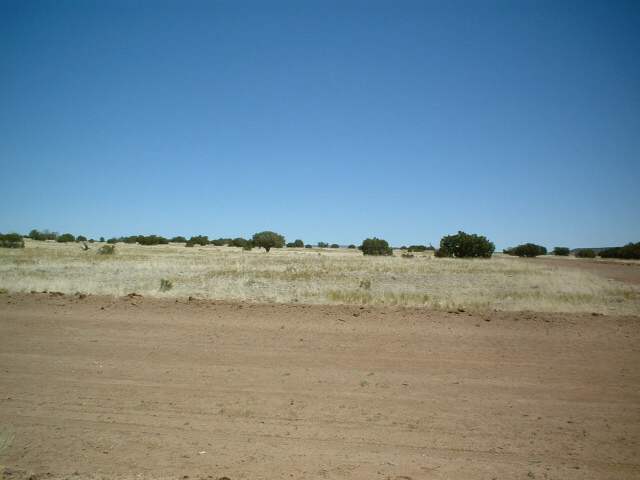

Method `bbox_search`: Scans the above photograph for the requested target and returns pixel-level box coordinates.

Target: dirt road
[1,293,639,479]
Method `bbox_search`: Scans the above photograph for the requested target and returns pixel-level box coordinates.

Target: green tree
[436,231,494,258]
[506,243,547,257]
[360,237,393,256]
[575,248,596,258]
[57,233,76,243]
[252,231,285,252]
[552,247,570,256]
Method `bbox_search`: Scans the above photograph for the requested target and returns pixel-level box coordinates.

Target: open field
[0,240,639,315]
[1,294,639,479]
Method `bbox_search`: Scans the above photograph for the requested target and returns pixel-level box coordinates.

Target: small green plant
[359,279,372,290]
[98,244,115,255]
[159,279,173,291]
[575,248,596,258]
[360,238,393,256]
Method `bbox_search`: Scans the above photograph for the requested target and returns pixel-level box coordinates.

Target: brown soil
[1,293,639,479]
[518,256,640,285]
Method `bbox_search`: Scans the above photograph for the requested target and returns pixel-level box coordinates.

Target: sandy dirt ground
[1,293,639,480]
[516,256,640,285]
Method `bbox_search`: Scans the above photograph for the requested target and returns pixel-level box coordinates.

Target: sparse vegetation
[98,244,115,255]
[252,231,285,252]
[436,231,494,258]
[360,238,393,256]
[0,240,638,314]
[553,247,570,256]
[159,278,173,292]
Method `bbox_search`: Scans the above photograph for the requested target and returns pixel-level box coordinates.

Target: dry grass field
[0,240,639,315]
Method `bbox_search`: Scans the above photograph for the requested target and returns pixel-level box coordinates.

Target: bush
[57,233,76,243]
[99,237,105,242]
[407,245,428,252]
[317,242,329,248]
[28,229,58,241]
[575,248,596,258]
[106,238,118,244]
[286,239,304,248]
[305,244,313,249]
[136,235,169,246]
[552,247,570,256]
[171,236,187,243]
[436,231,495,258]
[599,242,640,260]
[252,231,285,252]
[98,244,115,255]
[187,235,209,246]
[330,243,340,248]
[230,237,250,248]
[159,279,173,292]
[506,243,547,257]
[347,244,356,249]
[0,233,25,248]
[210,238,231,246]
[76,235,87,242]
[360,237,393,256]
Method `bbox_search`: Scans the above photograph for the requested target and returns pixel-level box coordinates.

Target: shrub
[57,233,75,243]
[305,244,313,249]
[553,247,570,256]
[28,229,58,241]
[360,237,393,256]
[407,245,428,252]
[242,241,253,251]
[99,237,105,242]
[210,238,231,246]
[347,244,356,249]
[436,231,494,258]
[401,253,414,259]
[506,243,547,257]
[599,242,640,260]
[0,233,25,248]
[171,236,187,243]
[230,237,250,248]
[252,231,285,252]
[317,242,329,248]
[106,238,118,244]
[98,244,115,255]
[76,235,87,242]
[159,279,173,291]
[575,248,596,258]
[286,239,304,248]
[185,242,195,248]
[330,243,340,248]
[187,235,209,246]
[136,235,169,246]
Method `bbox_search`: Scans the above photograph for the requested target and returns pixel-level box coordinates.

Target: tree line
[2,229,638,260]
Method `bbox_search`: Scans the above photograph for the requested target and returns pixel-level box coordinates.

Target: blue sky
[1,0,638,249]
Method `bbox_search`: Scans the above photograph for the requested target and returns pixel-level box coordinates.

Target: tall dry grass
[0,240,639,314]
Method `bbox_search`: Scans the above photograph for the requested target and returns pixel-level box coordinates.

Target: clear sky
[1,0,638,249]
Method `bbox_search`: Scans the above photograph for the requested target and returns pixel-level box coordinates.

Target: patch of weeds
[98,244,116,255]
[359,279,371,290]
[159,278,173,292]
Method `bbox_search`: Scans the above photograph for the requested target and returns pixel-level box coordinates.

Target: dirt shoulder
[1,293,639,479]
